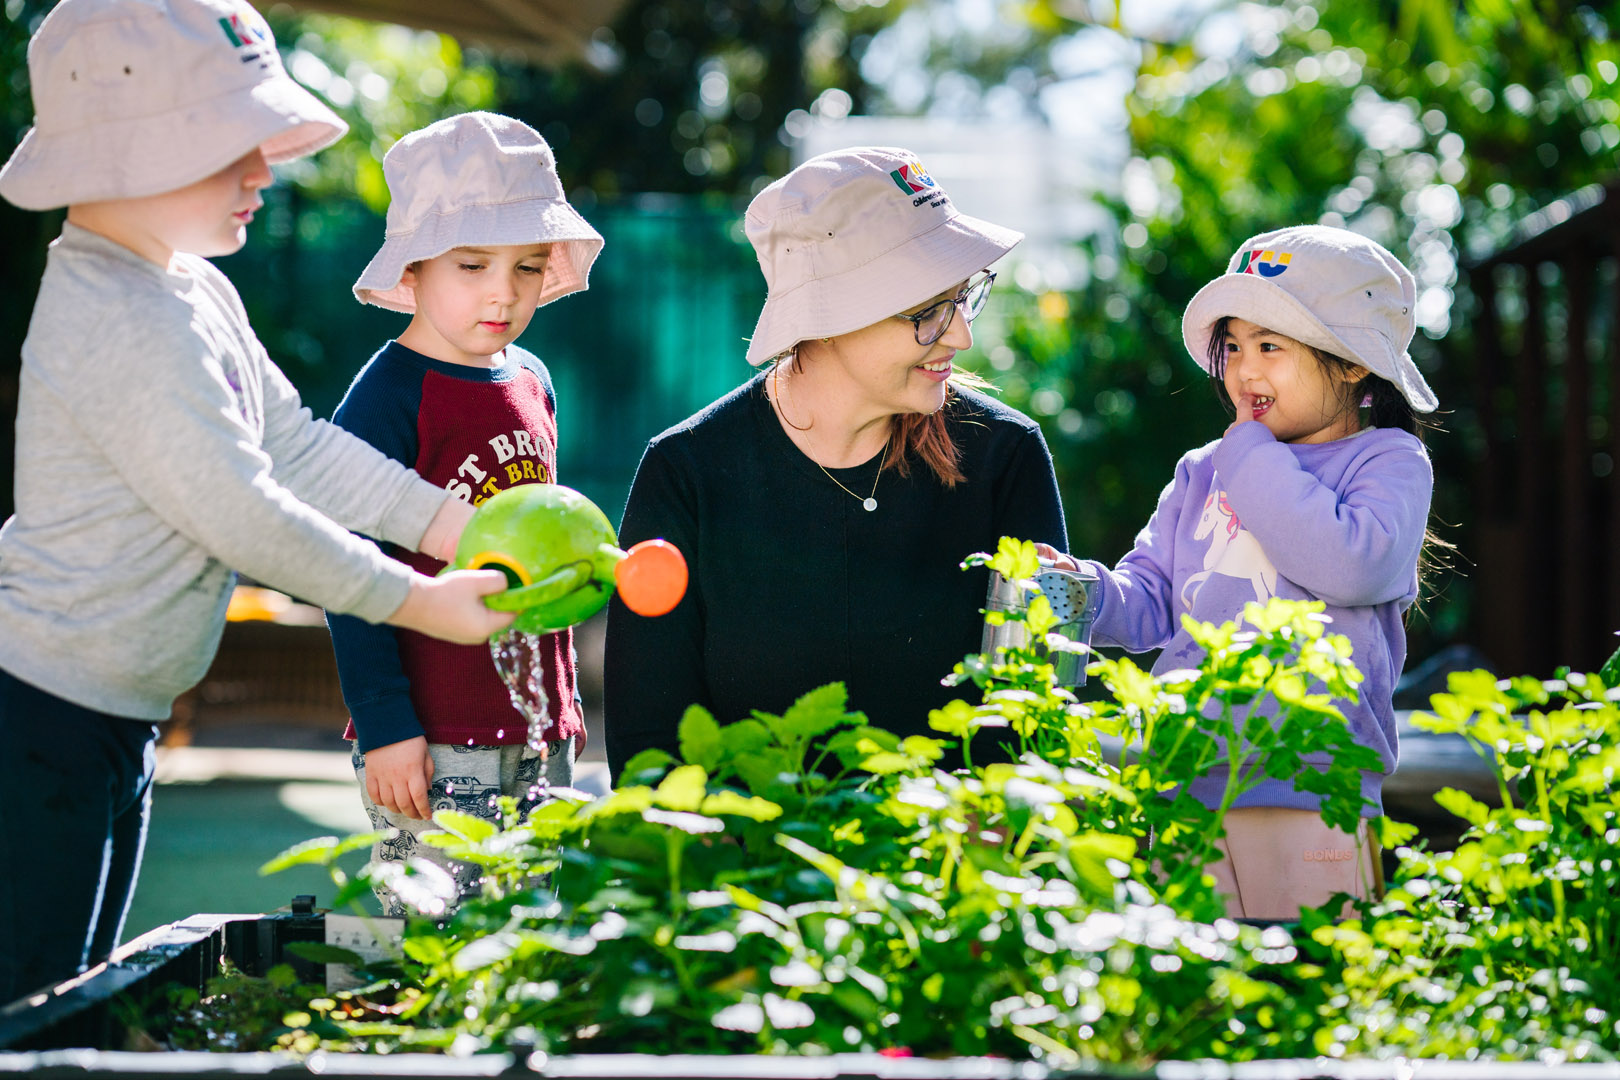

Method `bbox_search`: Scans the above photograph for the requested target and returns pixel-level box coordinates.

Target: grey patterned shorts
[352,737,575,916]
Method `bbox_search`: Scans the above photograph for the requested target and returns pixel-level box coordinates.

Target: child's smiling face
[1219,317,1366,444]
[398,244,553,366]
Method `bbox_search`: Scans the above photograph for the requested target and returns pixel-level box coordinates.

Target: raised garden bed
[5,580,1615,1075]
[5,908,1617,1079]
[0,902,324,1056]
[0,905,1040,1076]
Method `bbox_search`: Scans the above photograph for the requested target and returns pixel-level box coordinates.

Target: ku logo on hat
[218,7,270,49]
[1237,248,1292,278]
[889,161,937,195]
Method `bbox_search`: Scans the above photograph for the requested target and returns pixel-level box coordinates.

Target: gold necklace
[818,440,886,512]
[769,364,887,511]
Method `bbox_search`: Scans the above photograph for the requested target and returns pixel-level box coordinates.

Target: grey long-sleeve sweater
[0,224,448,720]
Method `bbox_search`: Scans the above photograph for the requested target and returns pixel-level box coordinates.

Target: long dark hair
[1204,316,1455,595]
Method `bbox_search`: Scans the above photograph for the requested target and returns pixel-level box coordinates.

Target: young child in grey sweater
[0,0,515,1001]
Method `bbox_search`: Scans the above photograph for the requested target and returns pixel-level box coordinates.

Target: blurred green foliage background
[5,0,1620,672]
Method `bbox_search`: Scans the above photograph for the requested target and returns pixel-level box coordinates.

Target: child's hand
[1226,392,1255,435]
[365,736,435,821]
[388,569,516,644]
[1033,543,1080,571]
[418,496,476,565]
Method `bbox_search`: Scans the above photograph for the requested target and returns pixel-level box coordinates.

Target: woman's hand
[1033,543,1080,571]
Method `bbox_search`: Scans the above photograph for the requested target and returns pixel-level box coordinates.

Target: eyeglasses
[894,272,996,346]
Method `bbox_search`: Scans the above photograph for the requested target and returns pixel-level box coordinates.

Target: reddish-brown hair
[889,409,963,486]
[885,372,992,487]
[774,354,979,488]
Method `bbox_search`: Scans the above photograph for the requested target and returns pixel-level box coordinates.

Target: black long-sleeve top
[603,372,1069,781]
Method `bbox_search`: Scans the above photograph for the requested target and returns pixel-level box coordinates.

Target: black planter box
[2,908,1606,1080]
[0,901,325,1056]
[0,907,1053,1078]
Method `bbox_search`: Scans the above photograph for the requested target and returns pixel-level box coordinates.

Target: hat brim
[354,200,605,313]
[1182,272,1437,413]
[0,75,345,212]
[744,210,1023,365]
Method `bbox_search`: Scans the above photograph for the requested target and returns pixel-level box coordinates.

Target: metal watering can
[444,484,688,635]
[981,562,1100,686]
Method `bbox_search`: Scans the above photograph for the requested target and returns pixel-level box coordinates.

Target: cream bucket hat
[743,146,1023,365]
[353,112,604,314]
[1181,224,1438,412]
[0,0,346,212]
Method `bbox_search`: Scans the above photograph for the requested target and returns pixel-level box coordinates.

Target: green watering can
[445,484,687,635]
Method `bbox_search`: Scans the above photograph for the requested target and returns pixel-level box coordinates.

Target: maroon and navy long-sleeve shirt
[326,340,582,753]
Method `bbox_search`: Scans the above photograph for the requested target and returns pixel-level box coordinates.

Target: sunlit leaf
[260,836,343,875]
[700,790,783,821]
[678,705,725,771]
[654,764,709,812]
[642,807,724,834]
[431,810,496,843]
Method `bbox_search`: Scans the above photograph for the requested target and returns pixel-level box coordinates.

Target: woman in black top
[603,147,1068,780]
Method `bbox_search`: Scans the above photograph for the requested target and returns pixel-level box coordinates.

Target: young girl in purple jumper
[1043,224,1438,919]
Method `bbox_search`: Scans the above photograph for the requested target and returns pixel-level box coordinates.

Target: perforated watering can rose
[444,483,687,634]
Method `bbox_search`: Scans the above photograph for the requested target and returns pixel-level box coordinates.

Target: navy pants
[0,668,159,1003]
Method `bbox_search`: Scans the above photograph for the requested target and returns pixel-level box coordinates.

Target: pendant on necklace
[862,497,878,512]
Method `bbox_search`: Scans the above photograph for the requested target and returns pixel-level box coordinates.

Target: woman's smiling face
[1219,317,1365,444]
[815,279,976,417]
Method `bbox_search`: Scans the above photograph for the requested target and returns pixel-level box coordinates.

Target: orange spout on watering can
[443,484,687,635]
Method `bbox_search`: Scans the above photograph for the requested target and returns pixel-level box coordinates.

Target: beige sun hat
[743,146,1023,365]
[353,112,604,313]
[1181,224,1438,412]
[0,0,346,212]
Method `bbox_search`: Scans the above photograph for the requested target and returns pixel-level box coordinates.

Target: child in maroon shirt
[329,111,603,913]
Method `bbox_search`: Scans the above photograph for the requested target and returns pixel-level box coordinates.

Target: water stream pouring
[444,484,689,756]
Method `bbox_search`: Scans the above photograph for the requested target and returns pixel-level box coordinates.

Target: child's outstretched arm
[257,347,467,563]
[1045,456,1198,654]
[69,302,491,638]
[1214,419,1432,606]
[417,496,474,563]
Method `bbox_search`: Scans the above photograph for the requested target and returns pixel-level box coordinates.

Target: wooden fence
[1464,181,1620,675]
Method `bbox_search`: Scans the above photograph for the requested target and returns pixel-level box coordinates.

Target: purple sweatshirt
[1081,420,1433,814]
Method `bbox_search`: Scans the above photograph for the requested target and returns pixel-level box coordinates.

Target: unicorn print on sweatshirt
[1180,488,1277,610]
[1051,224,1440,830]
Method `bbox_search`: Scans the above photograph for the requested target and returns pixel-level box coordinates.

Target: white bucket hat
[353,112,604,313]
[743,146,1023,365]
[0,0,346,212]
[1181,224,1438,412]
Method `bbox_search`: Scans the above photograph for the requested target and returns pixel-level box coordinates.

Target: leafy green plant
[948,538,1383,913]
[115,957,330,1053]
[1302,668,1620,1060]
[233,542,1620,1062]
